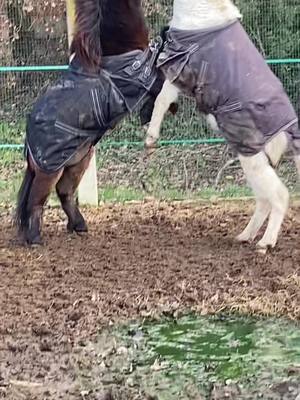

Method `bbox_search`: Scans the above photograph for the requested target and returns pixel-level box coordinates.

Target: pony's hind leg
[237,132,288,243]
[56,147,94,233]
[236,199,271,243]
[238,152,289,252]
[26,166,63,245]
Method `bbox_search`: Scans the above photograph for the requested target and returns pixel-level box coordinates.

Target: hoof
[256,246,268,255]
[144,136,158,153]
[236,233,252,243]
[75,226,88,235]
[144,144,157,157]
[27,235,43,246]
[236,234,249,243]
[67,219,88,234]
[256,240,275,255]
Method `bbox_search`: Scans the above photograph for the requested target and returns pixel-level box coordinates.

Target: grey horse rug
[157,20,300,156]
[26,39,162,173]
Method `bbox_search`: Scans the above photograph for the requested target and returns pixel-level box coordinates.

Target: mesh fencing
[0,0,299,145]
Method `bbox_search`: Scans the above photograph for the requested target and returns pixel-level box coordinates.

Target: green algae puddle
[114,315,300,398]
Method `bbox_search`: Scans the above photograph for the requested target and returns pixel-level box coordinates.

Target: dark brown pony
[15,0,170,245]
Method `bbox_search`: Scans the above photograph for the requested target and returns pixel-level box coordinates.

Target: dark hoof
[26,235,43,246]
[11,237,27,247]
[74,223,88,234]
[67,219,88,234]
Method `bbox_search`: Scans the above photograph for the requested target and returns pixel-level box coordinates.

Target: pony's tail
[15,165,35,233]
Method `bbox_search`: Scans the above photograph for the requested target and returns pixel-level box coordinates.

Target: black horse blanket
[26,39,162,172]
[157,20,300,156]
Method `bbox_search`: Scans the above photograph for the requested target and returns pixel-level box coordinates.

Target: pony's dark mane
[100,0,149,56]
[70,0,102,70]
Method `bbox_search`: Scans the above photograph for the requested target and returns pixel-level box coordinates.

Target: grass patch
[0,174,23,205]
[99,185,145,203]
[0,180,254,209]
[0,148,23,167]
[98,185,253,204]
[99,186,186,203]
[195,185,253,200]
[0,121,25,144]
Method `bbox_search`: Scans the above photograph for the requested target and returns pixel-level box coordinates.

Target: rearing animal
[145,0,300,253]
[15,0,166,245]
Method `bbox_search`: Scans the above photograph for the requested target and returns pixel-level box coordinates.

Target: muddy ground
[1,201,300,399]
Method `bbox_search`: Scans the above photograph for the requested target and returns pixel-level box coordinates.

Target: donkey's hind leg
[238,151,289,252]
[56,147,94,233]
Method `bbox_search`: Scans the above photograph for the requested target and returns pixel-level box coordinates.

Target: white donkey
[145,0,300,253]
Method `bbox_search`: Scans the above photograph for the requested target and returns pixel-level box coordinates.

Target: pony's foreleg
[145,79,180,149]
[56,146,94,233]
[238,151,289,253]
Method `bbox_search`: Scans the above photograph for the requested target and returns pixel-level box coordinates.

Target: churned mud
[1,201,300,399]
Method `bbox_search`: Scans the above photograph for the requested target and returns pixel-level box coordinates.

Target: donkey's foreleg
[238,151,289,253]
[145,79,180,149]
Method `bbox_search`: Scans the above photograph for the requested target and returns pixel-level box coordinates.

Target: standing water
[116,315,300,399]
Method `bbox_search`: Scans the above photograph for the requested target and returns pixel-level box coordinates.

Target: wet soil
[1,201,300,399]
